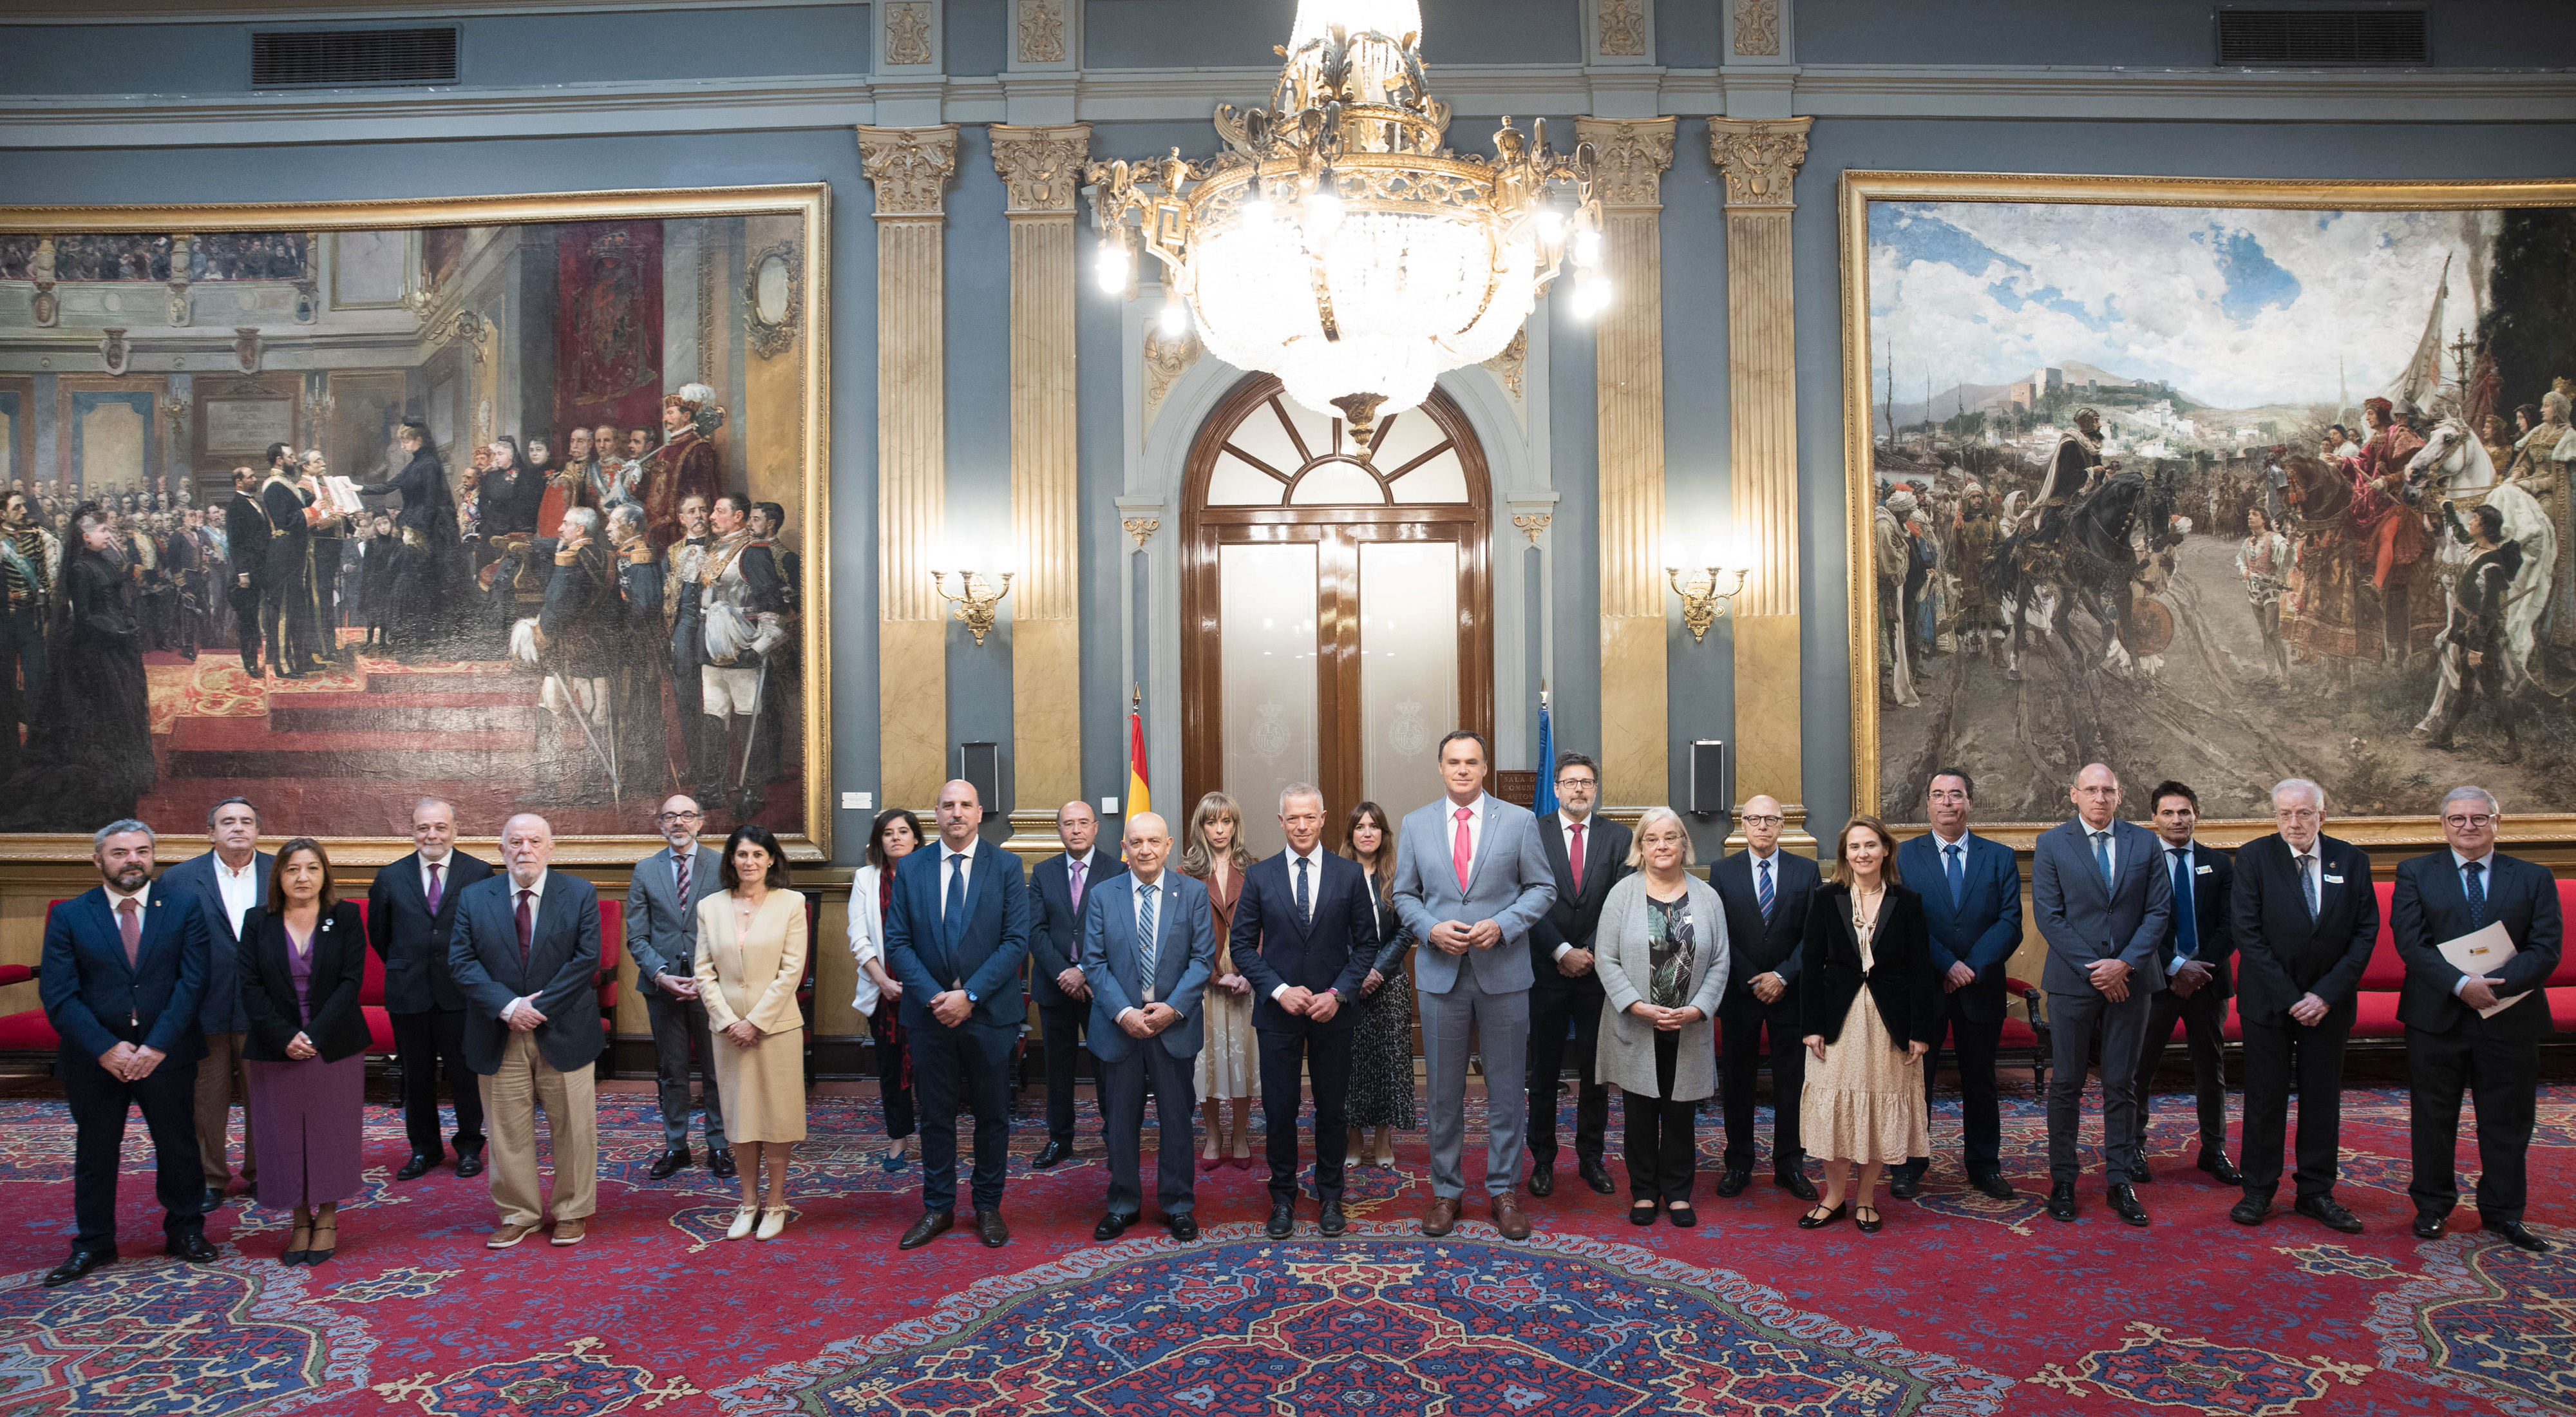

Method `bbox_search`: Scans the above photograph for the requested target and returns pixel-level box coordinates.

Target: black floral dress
[1345,869,1417,1131]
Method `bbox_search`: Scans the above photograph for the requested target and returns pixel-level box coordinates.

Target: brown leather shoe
[898,1210,954,1250]
[1422,1195,1461,1237]
[549,1219,588,1246]
[487,1223,537,1250]
[974,1210,1010,1248]
[1490,1194,1532,1241]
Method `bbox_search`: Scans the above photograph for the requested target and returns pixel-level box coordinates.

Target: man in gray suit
[624,794,732,1181]
[1080,812,1215,1244]
[1393,729,1557,1241]
[2032,762,2174,1227]
[158,795,270,1213]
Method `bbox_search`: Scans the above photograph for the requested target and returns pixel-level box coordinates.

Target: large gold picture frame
[1841,171,2576,850]
[0,184,832,864]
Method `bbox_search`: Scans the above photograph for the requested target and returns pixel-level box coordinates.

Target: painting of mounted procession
[1843,173,2576,833]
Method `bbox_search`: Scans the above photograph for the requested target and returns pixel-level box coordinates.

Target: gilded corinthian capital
[857,125,960,220]
[1574,117,1677,211]
[1706,117,1812,212]
[990,124,1094,216]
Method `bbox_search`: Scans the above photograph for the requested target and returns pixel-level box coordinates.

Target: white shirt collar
[215,853,259,879]
[1446,793,1489,819]
[1931,827,1969,851]
[1065,848,1094,870]
[1559,809,1593,833]
[2452,848,2496,871]
[104,880,150,909]
[2162,837,2195,857]
[1287,841,1328,870]
[940,839,975,864]
[508,868,549,900]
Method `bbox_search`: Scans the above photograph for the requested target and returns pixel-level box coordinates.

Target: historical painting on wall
[0,187,828,857]
[1843,173,2576,834]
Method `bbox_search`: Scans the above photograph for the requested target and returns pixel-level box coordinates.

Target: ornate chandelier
[1085,0,1606,445]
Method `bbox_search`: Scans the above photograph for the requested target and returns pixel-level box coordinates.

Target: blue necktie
[2169,848,2197,955]
[1757,857,1776,918]
[1943,843,1964,910]
[2464,860,2486,927]
[942,852,967,955]
[2092,830,2113,886]
[1137,882,1159,996]
[2298,853,2319,920]
[1295,855,1311,922]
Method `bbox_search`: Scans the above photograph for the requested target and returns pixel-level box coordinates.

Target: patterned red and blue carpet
[1,1083,2568,1416]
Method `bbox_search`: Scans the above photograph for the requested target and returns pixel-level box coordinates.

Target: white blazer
[846,864,887,1016]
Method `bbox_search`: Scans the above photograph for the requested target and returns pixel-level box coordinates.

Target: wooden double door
[1180,375,1493,857]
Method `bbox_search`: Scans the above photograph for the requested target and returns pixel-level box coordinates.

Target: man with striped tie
[1710,794,1822,1202]
[1080,812,1214,1243]
[1892,770,2023,1202]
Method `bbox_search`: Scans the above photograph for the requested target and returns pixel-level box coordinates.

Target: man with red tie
[368,797,496,1180]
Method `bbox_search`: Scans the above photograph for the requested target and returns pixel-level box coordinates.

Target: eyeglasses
[1739,814,1785,826]
[2443,813,2497,830]
[656,811,702,823]
[1553,775,1596,788]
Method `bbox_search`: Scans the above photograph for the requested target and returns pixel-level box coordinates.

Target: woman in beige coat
[695,823,809,1241]
[1593,808,1730,1226]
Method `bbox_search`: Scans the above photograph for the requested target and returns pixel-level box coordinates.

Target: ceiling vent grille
[252,27,459,88]
[2217,7,2430,66]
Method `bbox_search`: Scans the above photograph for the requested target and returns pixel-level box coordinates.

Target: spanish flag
[1124,696,1151,823]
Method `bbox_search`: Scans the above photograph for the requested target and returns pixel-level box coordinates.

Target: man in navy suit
[885,779,1032,1251]
[1524,753,1629,1199]
[1233,783,1378,1239]
[2229,777,2375,1232]
[1892,769,2023,1201]
[1081,812,1214,1242]
[2031,762,2174,1226]
[1030,799,1124,1170]
[157,794,271,1212]
[1709,792,1821,1202]
[39,819,219,1286]
[368,796,495,1179]
[2392,786,2561,1253]
[448,813,605,1249]
[2129,781,2242,1189]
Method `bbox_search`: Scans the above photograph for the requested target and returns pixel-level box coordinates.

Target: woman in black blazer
[1795,816,1941,1233]
[239,837,372,1265]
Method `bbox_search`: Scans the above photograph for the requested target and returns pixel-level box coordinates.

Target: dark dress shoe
[2231,1195,2273,1226]
[2486,1220,2553,1253]
[395,1152,439,1181]
[1093,1212,1135,1242]
[1714,1166,1751,1198]
[454,1150,486,1178]
[1319,1203,1347,1236]
[42,1250,113,1288]
[2296,1194,2363,1234]
[898,1210,954,1250]
[1266,1204,1297,1239]
[2108,1183,2150,1227]
[2411,1213,2447,1241]
[1579,1157,1616,1195]
[974,1210,1011,1247]
[1796,1202,1848,1230]
[2047,1181,2079,1222]
[1853,1204,1883,1235]
[1032,1139,1074,1170]
[1970,1172,2015,1201]
[1667,1203,1698,1228]
[166,1233,220,1263]
[1421,1196,1460,1237]
[2198,1148,2244,1186]
[1888,1171,1924,1200]
[2130,1166,2154,1184]
[1527,1161,1555,1197]
[646,1148,692,1180]
[1778,1169,1821,1203]
[1167,1213,1199,1242]
[710,1151,737,1179]
[1631,1201,1658,1226]
[200,1186,228,1213]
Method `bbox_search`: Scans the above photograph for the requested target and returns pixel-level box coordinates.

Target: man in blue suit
[1235,783,1380,1239]
[885,779,1032,1251]
[157,794,272,1212]
[39,819,219,1287]
[1081,811,1214,1243]
[2032,762,2174,1226]
[1891,770,2023,1202]
[1030,799,1124,1170]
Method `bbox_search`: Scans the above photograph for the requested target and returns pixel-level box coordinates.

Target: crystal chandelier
[1085,0,1606,446]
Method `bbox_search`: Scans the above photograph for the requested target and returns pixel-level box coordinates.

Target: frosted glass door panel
[1358,540,1459,819]
[1220,542,1320,859]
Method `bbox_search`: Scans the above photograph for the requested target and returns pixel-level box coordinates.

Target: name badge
[2324,874,2345,884]
[2195,864,2214,875]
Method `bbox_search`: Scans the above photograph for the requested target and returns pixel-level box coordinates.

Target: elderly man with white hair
[2226,778,2377,1233]
[2390,786,2562,1253]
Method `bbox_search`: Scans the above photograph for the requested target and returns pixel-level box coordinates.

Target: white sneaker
[725,1206,759,1241]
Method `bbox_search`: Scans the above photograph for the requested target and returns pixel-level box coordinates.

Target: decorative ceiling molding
[4,63,2572,147]
[0,0,856,19]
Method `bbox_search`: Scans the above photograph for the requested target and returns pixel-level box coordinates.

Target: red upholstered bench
[1998,978,2052,1092]
[0,960,52,1052]
[2347,877,2576,1038]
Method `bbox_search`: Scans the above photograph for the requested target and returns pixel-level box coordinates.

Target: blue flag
[1533,696,1558,818]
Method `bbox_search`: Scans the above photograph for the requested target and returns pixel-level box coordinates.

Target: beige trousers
[478,1029,599,1228]
[193,1031,255,1188]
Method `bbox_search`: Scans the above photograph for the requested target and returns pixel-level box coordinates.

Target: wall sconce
[1665,557,1748,643]
[931,568,1014,645]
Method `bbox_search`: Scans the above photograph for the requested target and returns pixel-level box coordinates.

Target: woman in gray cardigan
[1593,807,1730,1226]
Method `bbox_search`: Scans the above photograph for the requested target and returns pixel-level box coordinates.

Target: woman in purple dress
[240,837,370,1264]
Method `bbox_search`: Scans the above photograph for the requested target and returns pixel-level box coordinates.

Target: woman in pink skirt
[240,837,370,1264]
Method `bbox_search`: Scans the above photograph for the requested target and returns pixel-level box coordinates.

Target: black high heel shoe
[1796,1202,1849,1230]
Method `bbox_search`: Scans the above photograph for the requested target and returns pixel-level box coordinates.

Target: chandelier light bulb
[1535,208,1567,243]
[1094,240,1130,294]
[1303,187,1343,241]
[1573,225,1602,268]
[1159,294,1190,336]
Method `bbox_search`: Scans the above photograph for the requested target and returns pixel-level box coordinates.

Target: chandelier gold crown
[1084,0,1607,449]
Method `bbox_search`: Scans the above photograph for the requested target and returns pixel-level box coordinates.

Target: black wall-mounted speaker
[1689,739,1729,817]
[956,743,1001,819]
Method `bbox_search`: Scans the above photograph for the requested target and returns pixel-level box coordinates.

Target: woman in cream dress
[1795,815,1938,1235]
[696,823,809,1241]
[1181,792,1258,1169]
